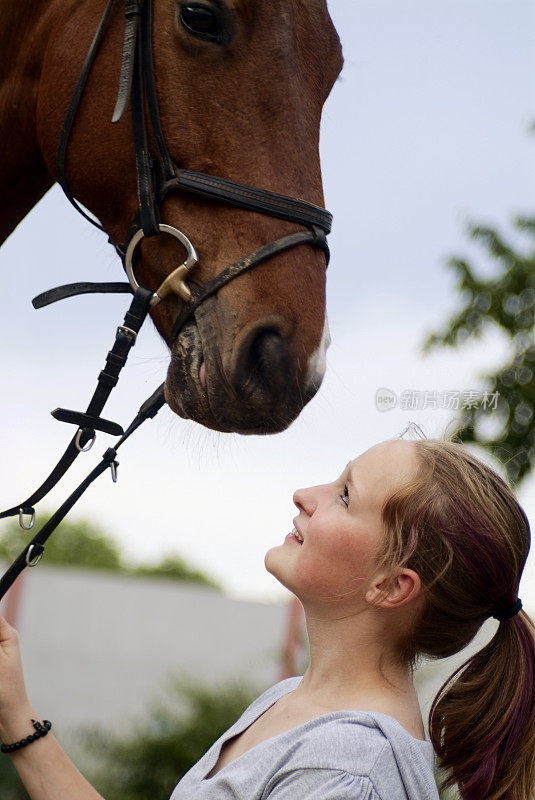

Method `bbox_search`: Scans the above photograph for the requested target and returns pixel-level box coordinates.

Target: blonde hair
[375,439,535,800]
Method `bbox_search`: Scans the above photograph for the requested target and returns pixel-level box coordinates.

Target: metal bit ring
[124,224,198,306]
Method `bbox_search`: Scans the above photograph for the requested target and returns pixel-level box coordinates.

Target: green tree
[0,518,122,571]
[130,555,220,590]
[424,216,535,484]
[0,517,220,589]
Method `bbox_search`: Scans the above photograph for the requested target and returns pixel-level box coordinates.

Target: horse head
[36,0,343,434]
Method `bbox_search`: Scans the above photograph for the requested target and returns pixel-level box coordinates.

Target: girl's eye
[340,486,349,507]
[179,4,224,41]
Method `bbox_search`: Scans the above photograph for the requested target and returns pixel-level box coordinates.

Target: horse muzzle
[166,309,322,434]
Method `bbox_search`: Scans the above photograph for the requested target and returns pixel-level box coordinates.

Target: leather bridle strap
[56,0,118,232]
[139,0,174,182]
[130,4,160,236]
[163,171,333,235]
[0,287,151,525]
[32,282,133,305]
[0,384,165,601]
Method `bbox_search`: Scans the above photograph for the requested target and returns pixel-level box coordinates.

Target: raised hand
[0,616,31,707]
[0,615,106,800]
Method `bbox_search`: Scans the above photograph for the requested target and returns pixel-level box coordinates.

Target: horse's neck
[0,0,65,244]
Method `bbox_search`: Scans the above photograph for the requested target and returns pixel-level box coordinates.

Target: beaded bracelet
[1,719,52,754]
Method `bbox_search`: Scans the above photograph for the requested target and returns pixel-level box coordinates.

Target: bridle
[0,0,333,597]
[57,0,331,320]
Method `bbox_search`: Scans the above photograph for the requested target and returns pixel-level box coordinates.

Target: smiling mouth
[291,527,303,544]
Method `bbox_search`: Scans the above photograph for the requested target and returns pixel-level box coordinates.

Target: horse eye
[179,4,223,41]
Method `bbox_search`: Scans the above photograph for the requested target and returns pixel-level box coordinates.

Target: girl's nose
[293,486,316,515]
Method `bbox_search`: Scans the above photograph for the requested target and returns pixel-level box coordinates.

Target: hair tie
[493,597,522,622]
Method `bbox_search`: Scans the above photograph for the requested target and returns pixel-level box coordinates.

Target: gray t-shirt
[170,677,439,800]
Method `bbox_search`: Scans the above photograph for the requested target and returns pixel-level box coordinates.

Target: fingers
[0,615,19,645]
[0,616,30,719]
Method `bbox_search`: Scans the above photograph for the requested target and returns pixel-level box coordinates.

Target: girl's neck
[294,606,414,709]
[283,610,425,741]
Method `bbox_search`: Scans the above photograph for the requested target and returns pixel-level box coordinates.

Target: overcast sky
[1,0,534,604]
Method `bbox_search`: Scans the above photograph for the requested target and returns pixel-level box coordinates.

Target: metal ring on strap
[25,545,44,568]
[19,508,36,531]
[75,429,96,452]
[124,224,198,306]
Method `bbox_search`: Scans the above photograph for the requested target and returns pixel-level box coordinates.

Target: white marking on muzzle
[306,314,331,392]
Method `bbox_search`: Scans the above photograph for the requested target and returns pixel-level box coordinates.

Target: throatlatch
[0,0,334,598]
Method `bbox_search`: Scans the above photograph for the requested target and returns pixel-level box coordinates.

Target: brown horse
[0,0,343,435]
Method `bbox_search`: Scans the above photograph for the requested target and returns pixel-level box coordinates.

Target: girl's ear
[365,569,421,609]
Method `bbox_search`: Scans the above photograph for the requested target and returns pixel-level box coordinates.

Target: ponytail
[430,611,535,800]
[377,439,535,800]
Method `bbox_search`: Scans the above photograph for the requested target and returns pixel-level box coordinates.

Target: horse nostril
[250,330,284,377]
[232,322,292,399]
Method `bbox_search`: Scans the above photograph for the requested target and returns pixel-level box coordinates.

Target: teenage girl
[0,438,533,800]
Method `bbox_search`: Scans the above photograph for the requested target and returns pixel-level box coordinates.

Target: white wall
[1,566,287,737]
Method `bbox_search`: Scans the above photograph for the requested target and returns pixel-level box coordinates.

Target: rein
[0,0,333,599]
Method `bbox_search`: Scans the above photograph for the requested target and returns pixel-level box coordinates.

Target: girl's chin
[264,545,279,574]
[264,547,297,593]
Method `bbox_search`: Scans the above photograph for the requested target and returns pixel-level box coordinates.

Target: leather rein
[0,0,333,598]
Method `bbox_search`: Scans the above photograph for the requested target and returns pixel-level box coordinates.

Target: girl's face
[264,440,418,609]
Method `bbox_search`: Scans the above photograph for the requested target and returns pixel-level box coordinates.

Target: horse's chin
[165,321,309,435]
[164,322,215,428]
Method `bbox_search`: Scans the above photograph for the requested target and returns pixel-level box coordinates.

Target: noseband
[0,0,333,597]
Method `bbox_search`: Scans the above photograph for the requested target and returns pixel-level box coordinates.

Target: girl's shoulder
[273,712,438,800]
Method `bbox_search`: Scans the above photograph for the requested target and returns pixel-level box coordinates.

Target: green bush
[0,758,29,800]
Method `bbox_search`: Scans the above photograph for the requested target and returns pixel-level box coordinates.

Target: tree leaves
[424,216,535,484]
[0,517,220,589]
